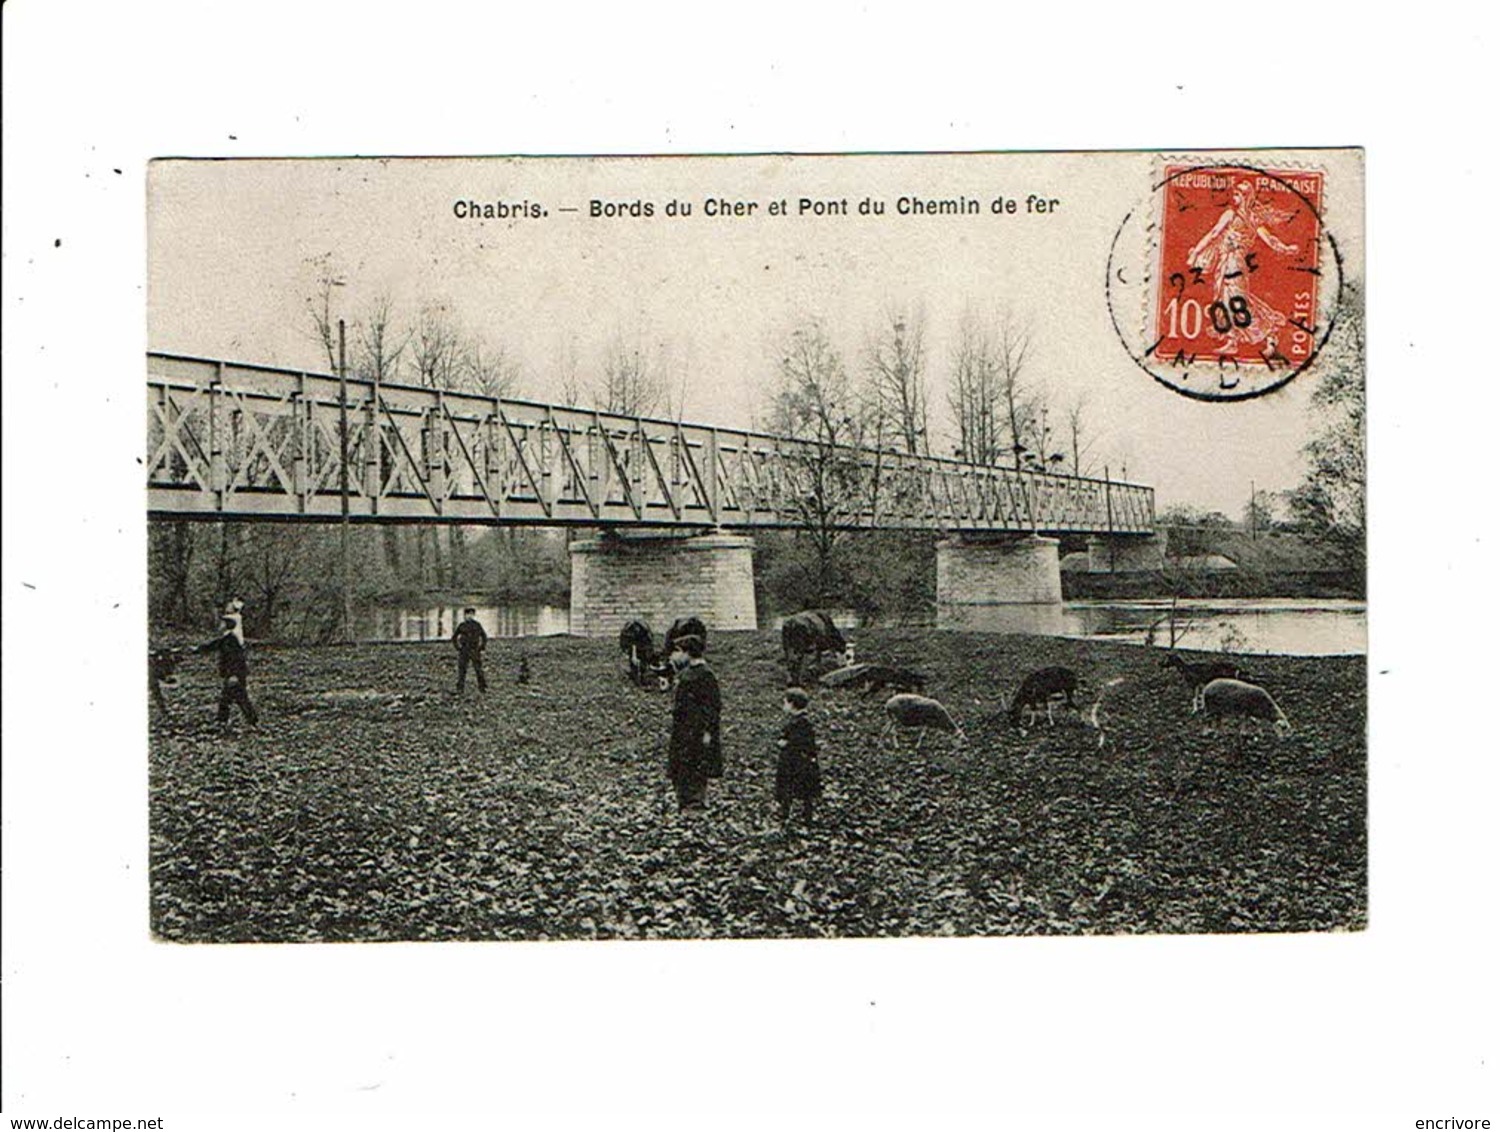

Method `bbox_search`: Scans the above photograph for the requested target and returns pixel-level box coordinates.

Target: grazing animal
[618,620,658,687]
[149,647,184,721]
[821,663,926,697]
[1162,653,1242,714]
[1007,666,1082,731]
[781,611,852,683]
[881,693,965,750]
[819,662,873,689]
[1201,678,1293,737]
[856,665,925,696]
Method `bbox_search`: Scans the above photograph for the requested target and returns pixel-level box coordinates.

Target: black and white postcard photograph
[3,4,1494,1130]
[143,149,1366,944]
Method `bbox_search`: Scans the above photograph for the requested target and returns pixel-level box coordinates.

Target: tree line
[148,272,1364,639]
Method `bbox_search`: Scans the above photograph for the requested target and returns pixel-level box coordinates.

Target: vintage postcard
[146,149,1365,942]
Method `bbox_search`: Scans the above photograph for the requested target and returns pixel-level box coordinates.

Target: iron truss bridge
[146,353,1155,535]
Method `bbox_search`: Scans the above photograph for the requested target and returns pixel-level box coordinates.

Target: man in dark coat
[666,634,722,812]
[195,614,259,727]
[452,607,488,692]
[775,686,821,826]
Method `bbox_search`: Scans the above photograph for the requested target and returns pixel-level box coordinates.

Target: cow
[781,611,853,685]
[618,620,658,687]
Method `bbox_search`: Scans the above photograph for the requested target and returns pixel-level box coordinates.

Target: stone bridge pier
[935,534,1065,634]
[569,529,757,638]
[1086,533,1168,573]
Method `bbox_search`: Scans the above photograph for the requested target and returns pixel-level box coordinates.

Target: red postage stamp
[1152,166,1324,370]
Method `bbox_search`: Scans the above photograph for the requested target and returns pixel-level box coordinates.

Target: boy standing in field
[666,634,722,812]
[195,612,259,728]
[775,687,821,827]
[453,607,488,693]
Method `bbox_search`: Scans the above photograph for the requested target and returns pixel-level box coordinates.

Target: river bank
[150,630,1366,941]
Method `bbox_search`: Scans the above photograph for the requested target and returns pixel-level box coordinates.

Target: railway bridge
[147,353,1163,635]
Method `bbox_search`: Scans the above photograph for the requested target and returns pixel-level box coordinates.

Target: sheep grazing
[1162,653,1241,714]
[1007,666,1081,731]
[881,693,965,751]
[1200,678,1293,737]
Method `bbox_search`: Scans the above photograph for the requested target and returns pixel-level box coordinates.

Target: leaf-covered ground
[149,631,1365,942]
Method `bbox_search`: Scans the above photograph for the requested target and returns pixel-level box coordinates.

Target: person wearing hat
[195,611,259,727]
[666,633,722,812]
[452,607,489,693]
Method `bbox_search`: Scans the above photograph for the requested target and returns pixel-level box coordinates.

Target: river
[360,598,1365,657]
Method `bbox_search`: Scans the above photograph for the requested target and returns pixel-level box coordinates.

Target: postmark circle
[1106,162,1345,403]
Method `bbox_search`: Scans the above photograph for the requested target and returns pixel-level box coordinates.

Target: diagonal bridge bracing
[146,353,1155,535]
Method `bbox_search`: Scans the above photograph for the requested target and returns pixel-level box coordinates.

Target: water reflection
[937,604,1068,636]
[360,603,571,643]
[361,598,1366,656]
[1059,599,1366,656]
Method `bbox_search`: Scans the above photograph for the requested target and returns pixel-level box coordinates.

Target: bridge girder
[146,353,1155,536]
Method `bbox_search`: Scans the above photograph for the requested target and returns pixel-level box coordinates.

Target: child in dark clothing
[452,607,488,692]
[195,614,259,727]
[775,687,821,826]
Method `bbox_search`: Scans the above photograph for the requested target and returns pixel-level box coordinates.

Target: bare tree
[353,294,409,384]
[597,331,666,417]
[1065,394,1097,478]
[410,302,463,388]
[459,336,522,399]
[864,305,929,455]
[303,252,345,371]
[553,334,584,406]
[766,319,870,602]
[995,311,1037,470]
[947,307,999,463]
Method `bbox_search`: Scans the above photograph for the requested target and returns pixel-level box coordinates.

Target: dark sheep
[1008,666,1081,731]
[1162,653,1242,714]
[618,620,658,687]
[820,663,925,697]
[781,611,853,684]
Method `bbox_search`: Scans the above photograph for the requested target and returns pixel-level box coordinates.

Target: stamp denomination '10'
[1153,166,1325,374]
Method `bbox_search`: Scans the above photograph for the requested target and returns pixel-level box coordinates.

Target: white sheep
[1201,678,1293,737]
[881,693,965,751]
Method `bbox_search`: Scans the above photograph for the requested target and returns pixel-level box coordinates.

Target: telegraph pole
[339,319,353,643]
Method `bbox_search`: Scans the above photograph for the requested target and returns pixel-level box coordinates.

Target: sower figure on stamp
[666,634,722,813]
[453,607,488,693]
[195,611,259,728]
[774,687,822,828]
[1187,178,1300,356]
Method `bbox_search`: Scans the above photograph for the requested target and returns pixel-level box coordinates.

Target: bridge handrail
[147,351,1155,494]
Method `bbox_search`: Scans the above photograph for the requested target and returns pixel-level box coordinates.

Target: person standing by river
[452,608,489,693]
[666,634,722,813]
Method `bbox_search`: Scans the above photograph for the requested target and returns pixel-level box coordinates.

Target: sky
[147,151,1364,517]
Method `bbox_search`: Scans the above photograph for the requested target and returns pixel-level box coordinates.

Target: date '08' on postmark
[1153,166,1323,372]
